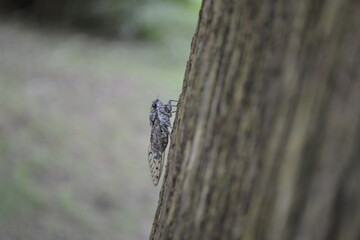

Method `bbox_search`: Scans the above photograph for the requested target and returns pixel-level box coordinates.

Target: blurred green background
[0,0,200,239]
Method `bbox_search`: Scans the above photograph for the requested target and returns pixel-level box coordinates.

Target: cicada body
[148,99,177,185]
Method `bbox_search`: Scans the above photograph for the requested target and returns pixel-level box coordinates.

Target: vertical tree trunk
[150,0,360,239]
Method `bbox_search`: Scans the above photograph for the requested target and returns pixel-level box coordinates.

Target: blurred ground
[0,19,192,240]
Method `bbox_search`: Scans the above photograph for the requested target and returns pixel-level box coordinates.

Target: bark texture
[150,0,360,239]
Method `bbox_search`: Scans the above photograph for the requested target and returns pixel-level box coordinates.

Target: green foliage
[130,1,199,41]
[0,0,201,40]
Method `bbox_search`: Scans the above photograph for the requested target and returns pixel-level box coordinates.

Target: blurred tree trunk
[150,0,360,239]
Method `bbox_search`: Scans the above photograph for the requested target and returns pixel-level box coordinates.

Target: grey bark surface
[150,0,360,239]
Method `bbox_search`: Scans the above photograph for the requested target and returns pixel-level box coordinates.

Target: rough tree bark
[150,0,360,239]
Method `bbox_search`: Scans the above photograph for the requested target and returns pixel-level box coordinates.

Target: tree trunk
[150,0,360,239]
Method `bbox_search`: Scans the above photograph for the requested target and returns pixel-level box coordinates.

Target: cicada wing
[148,145,164,186]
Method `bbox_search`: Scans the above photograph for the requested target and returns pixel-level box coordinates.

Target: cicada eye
[152,102,157,108]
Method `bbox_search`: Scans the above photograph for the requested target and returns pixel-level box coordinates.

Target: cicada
[148,99,177,185]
